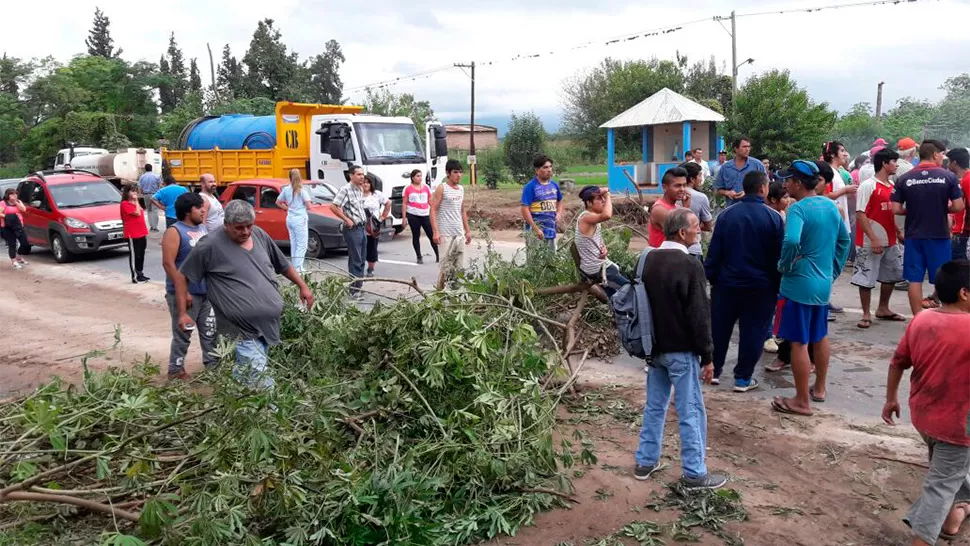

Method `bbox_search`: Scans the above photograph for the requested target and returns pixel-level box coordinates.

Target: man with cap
[575,186,629,298]
[897,137,919,173]
[893,140,965,315]
[771,160,851,416]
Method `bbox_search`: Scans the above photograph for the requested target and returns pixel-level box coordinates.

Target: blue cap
[776,160,820,181]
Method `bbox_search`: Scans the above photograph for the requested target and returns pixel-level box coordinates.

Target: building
[444,124,499,151]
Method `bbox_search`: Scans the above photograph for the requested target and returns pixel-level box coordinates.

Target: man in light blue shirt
[771,160,850,418]
[714,137,766,207]
[151,177,189,229]
[138,164,162,232]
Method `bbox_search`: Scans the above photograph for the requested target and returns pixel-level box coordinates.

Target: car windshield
[355,122,424,165]
[306,183,336,204]
[48,180,121,209]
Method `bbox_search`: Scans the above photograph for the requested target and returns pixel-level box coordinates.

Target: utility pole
[455,62,477,185]
[730,11,737,99]
[875,81,885,119]
[206,43,219,103]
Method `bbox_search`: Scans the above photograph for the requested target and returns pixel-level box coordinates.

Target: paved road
[22,234,915,423]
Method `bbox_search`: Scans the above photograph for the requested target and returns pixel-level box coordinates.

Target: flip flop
[875,313,907,322]
[809,386,826,403]
[922,297,941,309]
[940,503,970,540]
[771,396,813,416]
[857,318,872,329]
[765,361,789,372]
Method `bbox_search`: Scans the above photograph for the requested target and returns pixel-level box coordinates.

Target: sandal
[765,360,789,372]
[940,503,970,540]
[922,297,941,309]
[857,318,872,329]
[875,312,907,322]
[771,396,813,416]
[810,386,826,403]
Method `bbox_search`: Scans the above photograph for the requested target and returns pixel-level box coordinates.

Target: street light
[735,58,755,71]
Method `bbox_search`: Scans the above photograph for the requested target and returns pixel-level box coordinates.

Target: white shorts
[851,244,903,289]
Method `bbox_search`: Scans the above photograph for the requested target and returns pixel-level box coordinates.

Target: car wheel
[307,230,325,259]
[51,233,72,263]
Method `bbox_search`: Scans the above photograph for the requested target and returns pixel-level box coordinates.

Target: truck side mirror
[318,124,351,161]
[430,125,448,159]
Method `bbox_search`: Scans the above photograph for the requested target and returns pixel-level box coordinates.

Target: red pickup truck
[15,170,126,263]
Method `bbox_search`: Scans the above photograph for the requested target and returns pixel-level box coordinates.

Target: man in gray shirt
[138,164,162,232]
[681,162,714,259]
[175,200,314,389]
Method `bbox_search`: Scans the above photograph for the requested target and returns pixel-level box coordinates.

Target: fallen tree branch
[339,410,383,437]
[388,363,447,437]
[1,491,140,522]
[557,350,591,396]
[867,454,929,469]
[351,276,426,297]
[515,487,580,504]
[536,283,591,297]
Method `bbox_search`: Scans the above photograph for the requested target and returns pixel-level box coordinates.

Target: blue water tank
[184,114,277,150]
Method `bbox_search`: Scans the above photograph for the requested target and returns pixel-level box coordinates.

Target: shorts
[776,299,829,345]
[851,244,903,289]
[903,238,951,284]
[438,235,465,284]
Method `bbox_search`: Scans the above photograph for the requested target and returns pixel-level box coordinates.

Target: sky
[5,0,970,135]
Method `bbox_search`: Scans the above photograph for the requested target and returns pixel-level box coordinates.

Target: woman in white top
[362,175,391,277]
[276,168,312,272]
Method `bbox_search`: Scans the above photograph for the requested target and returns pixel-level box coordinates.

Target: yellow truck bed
[162,101,363,185]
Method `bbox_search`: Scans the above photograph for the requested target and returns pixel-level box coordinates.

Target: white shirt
[201,193,224,232]
[694,158,712,179]
[659,240,690,254]
[830,167,851,232]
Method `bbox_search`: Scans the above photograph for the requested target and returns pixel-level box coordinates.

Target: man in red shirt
[647,167,688,248]
[947,148,970,260]
[882,259,970,545]
[852,148,905,327]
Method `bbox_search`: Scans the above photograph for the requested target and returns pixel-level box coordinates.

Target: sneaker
[681,473,728,490]
[349,292,363,301]
[168,370,192,381]
[12,262,24,270]
[763,338,779,353]
[733,378,760,392]
[16,258,28,265]
[136,274,150,282]
[710,377,720,386]
[634,464,660,481]
[366,270,375,278]
[827,314,837,322]
[417,257,424,265]
[828,303,844,313]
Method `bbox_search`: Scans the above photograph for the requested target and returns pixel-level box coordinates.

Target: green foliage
[882,97,935,144]
[503,112,547,183]
[216,44,245,101]
[724,69,837,165]
[242,19,300,101]
[830,102,882,155]
[85,8,122,59]
[478,148,508,189]
[362,88,434,141]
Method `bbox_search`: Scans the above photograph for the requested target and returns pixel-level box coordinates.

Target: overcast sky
[5,0,970,133]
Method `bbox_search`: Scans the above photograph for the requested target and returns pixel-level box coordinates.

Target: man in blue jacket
[705,171,784,392]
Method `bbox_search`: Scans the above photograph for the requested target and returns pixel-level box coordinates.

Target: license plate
[108,232,124,240]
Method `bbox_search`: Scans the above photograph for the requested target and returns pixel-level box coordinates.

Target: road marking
[380,259,420,267]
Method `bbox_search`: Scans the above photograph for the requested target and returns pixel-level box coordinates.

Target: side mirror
[326,125,351,160]
[430,125,448,159]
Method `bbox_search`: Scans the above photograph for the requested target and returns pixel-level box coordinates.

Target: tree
[166,33,188,108]
[503,112,546,183]
[561,57,686,156]
[882,97,935,144]
[362,88,434,140]
[724,69,836,165]
[242,19,299,100]
[307,40,345,104]
[830,102,882,155]
[682,56,733,115]
[158,56,175,112]
[0,54,33,97]
[926,73,970,145]
[216,44,245,100]
[189,58,202,93]
[85,8,121,59]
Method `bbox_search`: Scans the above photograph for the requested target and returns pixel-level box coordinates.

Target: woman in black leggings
[2,188,29,270]
[401,170,438,263]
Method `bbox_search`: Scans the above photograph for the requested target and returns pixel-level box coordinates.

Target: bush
[503,112,546,184]
[478,149,507,190]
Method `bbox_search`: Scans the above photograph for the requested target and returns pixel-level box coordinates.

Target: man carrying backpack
[633,208,727,490]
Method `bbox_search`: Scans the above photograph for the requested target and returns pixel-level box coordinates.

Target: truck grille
[93,220,123,231]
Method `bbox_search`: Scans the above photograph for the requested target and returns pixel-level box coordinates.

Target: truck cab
[53,147,109,170]
[311,115,448,231]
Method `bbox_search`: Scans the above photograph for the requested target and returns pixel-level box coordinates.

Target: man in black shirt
[634,208,727,490]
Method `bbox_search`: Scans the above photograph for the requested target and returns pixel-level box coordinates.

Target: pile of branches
[0,278,583,545]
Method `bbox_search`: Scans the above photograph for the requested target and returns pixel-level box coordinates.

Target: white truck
[59,148,162,186]
[314,115,449,232]
[53,146,109,170]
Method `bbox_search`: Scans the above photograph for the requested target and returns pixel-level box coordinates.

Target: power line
[732,0,921,18]
[344,64,455,93]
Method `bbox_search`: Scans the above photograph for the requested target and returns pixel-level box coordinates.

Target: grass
[564,164,608,174]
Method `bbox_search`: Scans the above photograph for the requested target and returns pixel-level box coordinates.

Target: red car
[220,179,392,258]
[16,170,126,263]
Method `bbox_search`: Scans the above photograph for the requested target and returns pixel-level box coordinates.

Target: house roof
[445,124,498,133]
[599,88,725,129]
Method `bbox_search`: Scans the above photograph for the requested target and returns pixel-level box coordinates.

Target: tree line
[0,8,346,172]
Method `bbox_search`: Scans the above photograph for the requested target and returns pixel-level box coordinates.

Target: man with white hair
[174,200,314,389]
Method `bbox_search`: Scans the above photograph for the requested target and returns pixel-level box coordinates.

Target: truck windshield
[356,123,424,165]
[49,180,121,209]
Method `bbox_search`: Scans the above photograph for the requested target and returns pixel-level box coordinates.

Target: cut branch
[352,276,426,297]
[1,491,140,522]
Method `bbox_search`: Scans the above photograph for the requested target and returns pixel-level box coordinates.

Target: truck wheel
[51,233,73,263]
[307,230,325,259]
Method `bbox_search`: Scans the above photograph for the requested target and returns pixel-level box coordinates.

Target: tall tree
[166,33,188,108]
[85,8,122,59]
[217,44,244,100]
[158,56,175,113]
[503,112,547,183]
[189,58,202,93]
[362,88,434,139]
[682,56,733,115]
[242,19,299,100]
[0,55,33,97]
[882,97,935,144]
[307,40,345,103]
[724,69,836,165]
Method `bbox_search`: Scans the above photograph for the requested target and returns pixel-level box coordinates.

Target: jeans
[286,214,308,271]
[711,286,777,381]
[165,293,217,375]
[581,263,630,299]
[635,351,708,479]
[234,338,273,389]
[952,235,969,261]
[143,195,159,231]
[342,225,367,294]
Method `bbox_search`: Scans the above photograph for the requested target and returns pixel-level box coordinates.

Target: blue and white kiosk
[599,88,726,196]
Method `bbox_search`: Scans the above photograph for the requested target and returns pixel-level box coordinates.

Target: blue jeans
[342,225,367,294]
[287,214,308,271]
[235,338,273,389]
[635,351,708,479]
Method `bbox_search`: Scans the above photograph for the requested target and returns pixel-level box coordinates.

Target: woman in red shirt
[120,184,150,283]
[2,188,28,269]
[402,169,438,264]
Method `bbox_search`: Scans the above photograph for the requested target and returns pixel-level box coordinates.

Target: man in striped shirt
[330,166,369,298]
[431,159,472,290]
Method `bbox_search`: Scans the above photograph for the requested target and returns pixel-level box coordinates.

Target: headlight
[63,217,89,229]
